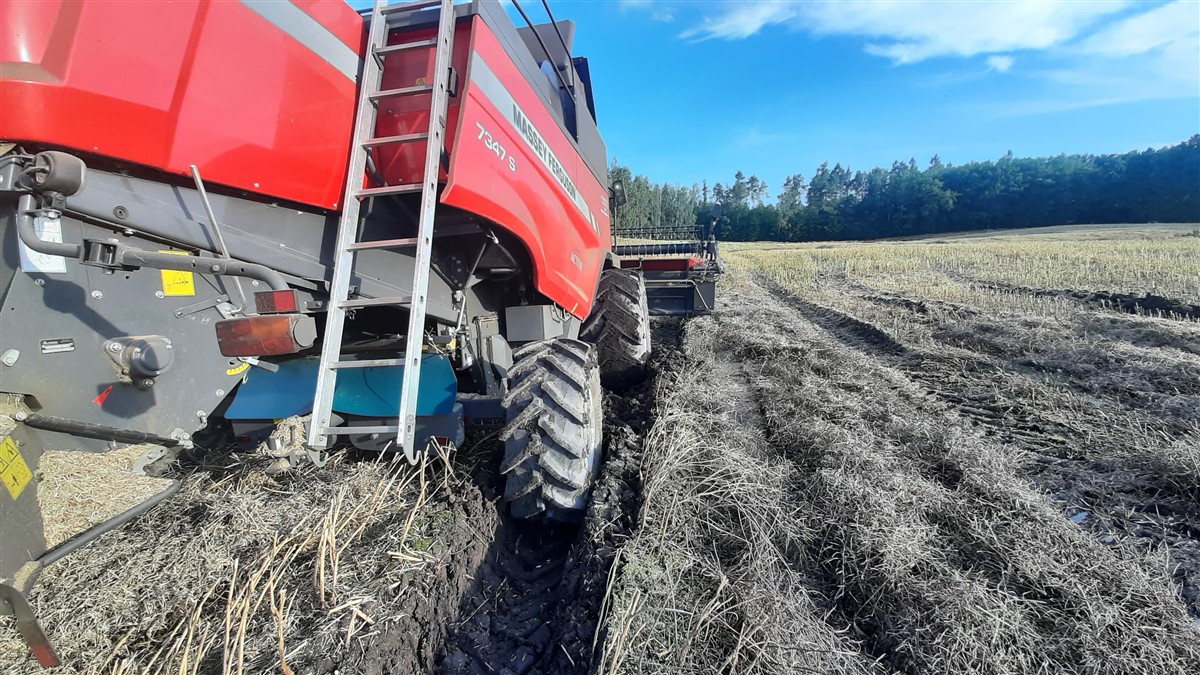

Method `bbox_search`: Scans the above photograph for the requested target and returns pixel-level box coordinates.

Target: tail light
[215,314,317,357]
[254,289,301,314]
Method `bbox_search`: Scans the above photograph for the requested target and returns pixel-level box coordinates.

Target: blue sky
[357,1,1200,200]
[515,0,1200,200]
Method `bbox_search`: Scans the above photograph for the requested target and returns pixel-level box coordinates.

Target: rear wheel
[499,338,603,522]
[580,268,651,391]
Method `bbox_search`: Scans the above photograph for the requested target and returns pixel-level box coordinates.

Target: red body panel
[0,0,609,314]
[371,21,473,187]
[441,17,610,317]
[0,0,362,209]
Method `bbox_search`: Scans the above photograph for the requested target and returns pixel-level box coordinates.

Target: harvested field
[597,225,1200,674]
[5,224,1200,674]
[0,326,677,675]
[36,444,175,549]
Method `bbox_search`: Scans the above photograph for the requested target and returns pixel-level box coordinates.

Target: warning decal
[159,251,196,297]
[0,436,34,500]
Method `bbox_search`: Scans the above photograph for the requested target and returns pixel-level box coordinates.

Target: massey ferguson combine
[0,0,720,664]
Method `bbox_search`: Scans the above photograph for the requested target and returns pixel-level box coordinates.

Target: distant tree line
[610,135,1200,241]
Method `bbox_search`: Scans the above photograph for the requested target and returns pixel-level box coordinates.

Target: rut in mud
[0,324,680,675]
[970,280,1200,321]
[595,265,1200,675]
[762,268,1200,615]
[434,319,681,675]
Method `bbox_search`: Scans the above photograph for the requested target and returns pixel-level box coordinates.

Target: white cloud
[998,1,1200,114]
[986,55,1015,72]
[619,0,678,23]
[1078,0,1199,56]
[680,1,797,40]
[682,1,1130,63]
[678,0,1199,113]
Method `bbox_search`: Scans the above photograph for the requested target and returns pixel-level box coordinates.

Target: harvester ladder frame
[309,0,456,464]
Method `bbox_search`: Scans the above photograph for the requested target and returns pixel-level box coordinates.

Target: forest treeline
[610,135,1200,241]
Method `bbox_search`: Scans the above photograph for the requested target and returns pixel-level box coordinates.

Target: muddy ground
[5,230,1200,674]
[0,323,678,675]
[596,254,1200,674]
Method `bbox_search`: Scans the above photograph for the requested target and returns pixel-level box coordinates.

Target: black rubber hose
[119,249,289,291]
[15,193,289,291]
[14,193,80,258]
[16,413,185,447]
[36,479,183,569]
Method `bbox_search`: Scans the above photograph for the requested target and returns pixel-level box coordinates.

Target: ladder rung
[374,39,437,58]
[346,237,419,251]
[331,357,407,369]
[321,425,400,435]
[356,183,423,198]
[339,295,412,309]
[381,0,442,15]
[370,85,433,101]
[364,133,428,148]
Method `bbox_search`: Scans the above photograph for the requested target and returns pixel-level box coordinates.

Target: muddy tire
[499,338,603,522]
[580,268,651,390]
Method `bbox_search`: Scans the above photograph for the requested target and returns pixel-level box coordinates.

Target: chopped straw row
[2,447,455,675]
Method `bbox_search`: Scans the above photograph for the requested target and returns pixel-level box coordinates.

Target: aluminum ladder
[308,0,456,463]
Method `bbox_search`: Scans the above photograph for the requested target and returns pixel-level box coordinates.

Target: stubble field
[598,222,1200,674]
[4,223,1199,674]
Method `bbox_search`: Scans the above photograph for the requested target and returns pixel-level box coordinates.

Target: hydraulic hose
[14,194,79,258]
[15,193,290,291]
[14,412,187,448]
[119,249,289,291]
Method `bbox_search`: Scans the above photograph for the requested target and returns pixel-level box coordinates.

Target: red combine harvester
[0,0,720,664]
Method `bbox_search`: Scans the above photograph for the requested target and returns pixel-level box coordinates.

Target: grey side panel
[516,21,575,71]
[64,170,458,323]
[1,214,255,446]
[474,0,608,187]
[360,1,609,189]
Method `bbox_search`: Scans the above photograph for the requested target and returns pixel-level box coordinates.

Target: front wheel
[499,338,603,522]
[580,268,651,391]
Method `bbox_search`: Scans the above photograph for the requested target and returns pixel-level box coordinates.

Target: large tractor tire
[499,338,603,522]
[580,268,651,391]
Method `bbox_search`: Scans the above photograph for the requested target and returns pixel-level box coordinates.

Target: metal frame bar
[509,0,575,102]
[396,0,456,463]
[308,0,456,464]
[307,0,393,450]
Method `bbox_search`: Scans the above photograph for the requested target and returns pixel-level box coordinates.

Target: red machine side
[441,16,612,319]
[0,0,363,210]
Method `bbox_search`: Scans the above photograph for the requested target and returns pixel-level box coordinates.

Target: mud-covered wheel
[499,338,603,522]
[580,268,651,390]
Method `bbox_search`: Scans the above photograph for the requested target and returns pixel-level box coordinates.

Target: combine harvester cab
[0,0,719,664]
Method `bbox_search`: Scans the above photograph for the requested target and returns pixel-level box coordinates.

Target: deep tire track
[436,319,683,675]
[756,274,1200,618]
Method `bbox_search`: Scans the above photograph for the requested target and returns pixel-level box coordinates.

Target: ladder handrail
[395,0,455,463]
[307,0,456,464]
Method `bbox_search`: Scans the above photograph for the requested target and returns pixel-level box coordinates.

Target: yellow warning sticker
[226,362,250,377]
[0,436,33,501]
[159,250,196,297]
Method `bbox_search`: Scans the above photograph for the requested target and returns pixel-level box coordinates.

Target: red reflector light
[215,314,317,357]
[255,289,300,314]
